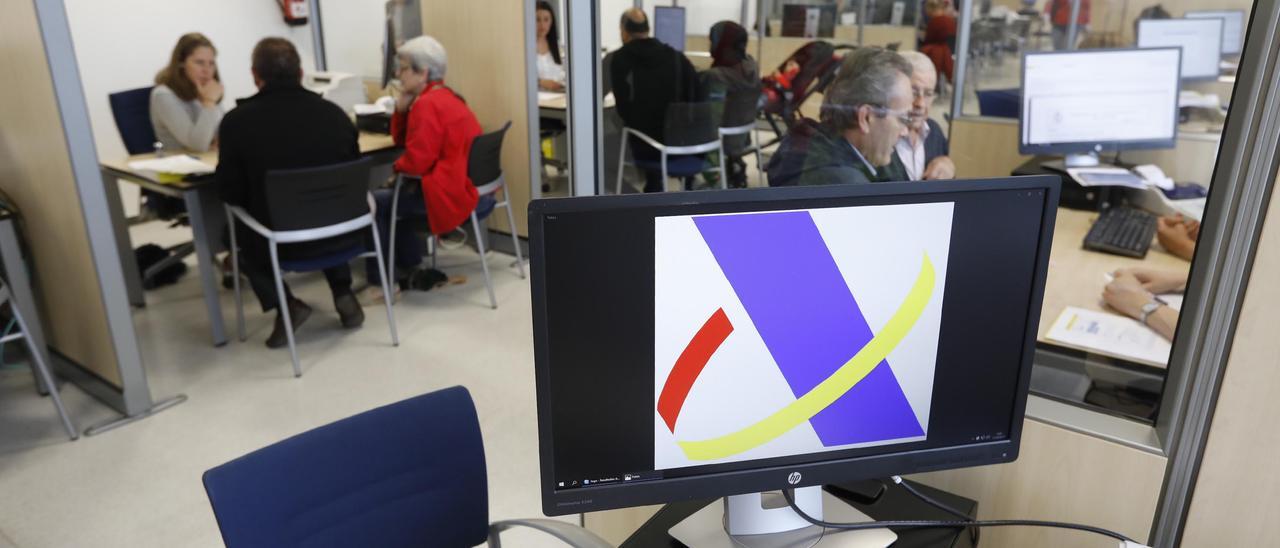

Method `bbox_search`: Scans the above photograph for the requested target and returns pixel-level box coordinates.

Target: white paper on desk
[1179,91,1222,109]
[353,103,390,115]
[1046,307,1171,365]
[1065,167,1148,189]
[538,91,564,102]
[127,155,215,175]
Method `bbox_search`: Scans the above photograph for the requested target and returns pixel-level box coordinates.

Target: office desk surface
[538,91,616,110]
[1039,208,1190,368]
[100,132,400,188]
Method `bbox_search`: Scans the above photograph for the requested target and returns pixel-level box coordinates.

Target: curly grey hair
[820,47,913,133]
[398,35,447,80]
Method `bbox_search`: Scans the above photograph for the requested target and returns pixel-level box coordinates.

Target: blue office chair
[202,386,610,548]
[108,86,158,155]
[976,88,1021,119]
[617,102,726,194]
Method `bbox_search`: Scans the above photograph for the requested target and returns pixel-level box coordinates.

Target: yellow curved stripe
[676,253,936,461]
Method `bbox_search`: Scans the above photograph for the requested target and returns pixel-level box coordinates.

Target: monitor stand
[668,487,897,548]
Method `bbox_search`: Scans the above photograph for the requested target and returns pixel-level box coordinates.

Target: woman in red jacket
[366,35,486,294]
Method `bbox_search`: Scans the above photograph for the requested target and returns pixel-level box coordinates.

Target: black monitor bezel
[530,177,1062,516]
[1185,9,1247,57]
[1018,47,1183,157]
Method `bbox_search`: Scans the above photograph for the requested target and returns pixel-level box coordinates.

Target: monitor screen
[1138,18,1224,80]
[1020,48,1181,156]
[1186,10,1246,56]
[654,6,686,52]
[531,179,1060,515]
[782,4,836,38]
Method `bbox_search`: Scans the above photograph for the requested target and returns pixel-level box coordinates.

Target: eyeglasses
[912,87,937,100]
[868,105,915,127]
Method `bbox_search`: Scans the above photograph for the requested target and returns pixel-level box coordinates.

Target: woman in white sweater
[150,33,224,152]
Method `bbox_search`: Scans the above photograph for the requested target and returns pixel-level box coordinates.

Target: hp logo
[787,472,802,485]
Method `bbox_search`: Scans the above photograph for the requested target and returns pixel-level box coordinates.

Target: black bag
[134,243,188,289]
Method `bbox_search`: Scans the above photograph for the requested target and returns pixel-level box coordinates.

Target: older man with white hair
[891,51,955,180]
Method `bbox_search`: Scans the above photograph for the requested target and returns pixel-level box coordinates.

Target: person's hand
[922,156,956,180]
[539,79,565,92]
[1157,215,1199,260]
[1115,267,1187,294]
[395,89,416,113]
[1103,271,1156,320]
[197,79,223,107]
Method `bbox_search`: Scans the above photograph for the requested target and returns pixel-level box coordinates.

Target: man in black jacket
[767,48,913,187]
[217,38,364,348]
[611,8,698,192]
[890,51,955,180]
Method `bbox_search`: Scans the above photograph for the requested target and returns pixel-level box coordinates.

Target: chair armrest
[225,205,274,239]
[622,127,665,152]
[487,518,614,548]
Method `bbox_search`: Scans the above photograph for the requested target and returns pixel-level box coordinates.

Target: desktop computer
[1020,48,1182,168]
[530,178,1061,546]
[655,6,687,52]
[302,72,366,115]
[782,4,837,38]
[1137,18,1224,81]
[1185,9,1247,57]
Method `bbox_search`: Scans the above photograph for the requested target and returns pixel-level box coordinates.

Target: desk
[618,480,976,547]
[1039,209,1189,369]
[101,133,401,347]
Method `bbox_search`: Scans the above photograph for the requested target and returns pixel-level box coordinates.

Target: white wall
[66,0,319,165]
[319,0,386,80]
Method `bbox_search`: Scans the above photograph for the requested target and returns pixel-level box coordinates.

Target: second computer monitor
[654,6,686,52]
[1020,48,1181,159]
[1138,18,1224,80]
[1186,9,1246,56]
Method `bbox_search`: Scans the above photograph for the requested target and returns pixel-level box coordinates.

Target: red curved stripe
[658,308,734,433]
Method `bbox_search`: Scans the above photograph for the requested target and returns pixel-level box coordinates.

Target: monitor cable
[889,476,979,545]
[783,480,1138,545]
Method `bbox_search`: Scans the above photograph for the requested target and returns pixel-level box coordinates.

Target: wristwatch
[1139,300,1165,326]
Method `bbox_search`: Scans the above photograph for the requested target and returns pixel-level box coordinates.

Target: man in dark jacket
[611,8,698,192]
[890,51,955,180]
[217,37,364,348]
[767,47,913,187]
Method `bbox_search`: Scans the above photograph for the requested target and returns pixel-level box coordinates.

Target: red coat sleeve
[392,98,443,177]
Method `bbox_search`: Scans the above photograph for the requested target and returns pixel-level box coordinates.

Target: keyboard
[1083,207,1157,258]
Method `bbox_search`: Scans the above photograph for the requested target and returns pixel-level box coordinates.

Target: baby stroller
[759,41,860,150]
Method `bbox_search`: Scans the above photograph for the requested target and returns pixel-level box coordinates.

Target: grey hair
[898,50,938,83]
[820,48,913,133]
[398,35,447,80]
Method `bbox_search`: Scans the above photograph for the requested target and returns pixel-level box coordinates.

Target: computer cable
[889,476,979,545]
[782,485,1139,545]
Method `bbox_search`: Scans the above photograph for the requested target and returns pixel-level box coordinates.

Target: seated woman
[919,0,956,84]
[535,1,566,91]
[365,36,483,298]
[699,21,761,188]
[151,32,224,152]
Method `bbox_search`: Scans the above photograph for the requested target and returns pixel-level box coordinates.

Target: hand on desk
[1157,215,1199,261]
[1103,269,1186,341]
[539,79,566,92]
[1122,267,1189,294]
[923,156,956,180]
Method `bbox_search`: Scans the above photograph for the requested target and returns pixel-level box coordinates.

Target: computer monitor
[782,4,837,38]
[531,179,1060,543]
[654,6,686,52]
[382,0,422,87]
[1020,48,1181,167]
[1185,9,1246,56]
[1137,18,1224,81]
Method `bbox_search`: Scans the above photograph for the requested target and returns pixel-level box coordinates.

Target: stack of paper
[127,155,214,175]
[1065,167,1148,189]
[1046,307,1171,366]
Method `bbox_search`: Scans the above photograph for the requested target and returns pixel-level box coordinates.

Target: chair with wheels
[108,86,195,289]
[616,102,725,194]
[0,279,77,441]
[225,157,398,377]
[202,385,611,548]
[389,122,526,310]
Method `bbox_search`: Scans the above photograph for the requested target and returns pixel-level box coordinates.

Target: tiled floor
[0,221,571,547]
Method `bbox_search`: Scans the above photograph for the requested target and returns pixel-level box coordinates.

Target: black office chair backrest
[467,121,511,187]
[721,89,763,129]
[263,157,373,232]
[663,102,722,147]
[108,87,158,155]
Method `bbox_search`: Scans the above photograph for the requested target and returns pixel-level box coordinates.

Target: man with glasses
[891,51,955,180]
[766,47,913,186]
